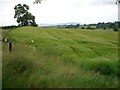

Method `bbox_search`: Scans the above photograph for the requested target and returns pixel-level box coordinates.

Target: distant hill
[38,22,80,26]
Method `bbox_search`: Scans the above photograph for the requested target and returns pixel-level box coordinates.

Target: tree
[33,0,43,4]
[113,25,119,31]
[86,26,92,29]
[14,4,38,27]
[81,27,85,29]
[74,24,80,29]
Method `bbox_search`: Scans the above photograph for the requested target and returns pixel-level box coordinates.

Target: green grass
[2,27,118,88]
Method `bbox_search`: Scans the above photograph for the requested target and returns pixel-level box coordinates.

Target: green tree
[33,0,43,4]
[81,27,85,29]
[74,24,80,29]
[113,25,119,31]
[14,4,38,27]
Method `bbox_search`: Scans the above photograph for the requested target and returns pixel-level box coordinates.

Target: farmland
[2,27,118,88]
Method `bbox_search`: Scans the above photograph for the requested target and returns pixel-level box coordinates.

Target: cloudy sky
[0,0,118,26]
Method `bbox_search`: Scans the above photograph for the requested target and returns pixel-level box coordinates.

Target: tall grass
[2,27,118,88]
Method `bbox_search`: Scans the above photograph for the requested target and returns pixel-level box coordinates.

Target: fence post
[9,42,12,52]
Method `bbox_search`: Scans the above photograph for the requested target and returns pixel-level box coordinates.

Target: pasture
[2,27,118,88]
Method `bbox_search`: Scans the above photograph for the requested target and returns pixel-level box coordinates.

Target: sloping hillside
[2,27,118,88]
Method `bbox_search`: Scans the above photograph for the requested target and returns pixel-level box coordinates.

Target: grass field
[2,27,118,88]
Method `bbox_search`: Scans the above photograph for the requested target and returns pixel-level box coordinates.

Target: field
[2,27,118,88]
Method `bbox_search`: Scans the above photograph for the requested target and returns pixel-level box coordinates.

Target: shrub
[2,25,18,29]
[81,27,85,29]
[86,26,94,30]
[113,25,119,31]
[103,27,106,30]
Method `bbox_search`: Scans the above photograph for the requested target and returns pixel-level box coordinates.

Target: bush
[2,25,18,29]
[113,25,119,31]
[81,27,85,29]
[86,26,94,30]
[103,27,106,30]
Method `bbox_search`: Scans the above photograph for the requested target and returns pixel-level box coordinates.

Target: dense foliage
[1,25,18,29]
[14,4,38,27]
[47,21,119,31]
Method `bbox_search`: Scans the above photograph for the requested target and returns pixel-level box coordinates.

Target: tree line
[47,21,119,31]
[84,21,119,31]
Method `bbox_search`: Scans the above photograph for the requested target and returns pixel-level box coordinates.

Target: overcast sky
[0,0,118,26]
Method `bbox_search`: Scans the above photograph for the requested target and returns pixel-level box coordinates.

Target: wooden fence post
[9,42,12,52]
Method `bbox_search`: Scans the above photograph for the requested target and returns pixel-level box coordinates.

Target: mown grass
[2,27,118,88]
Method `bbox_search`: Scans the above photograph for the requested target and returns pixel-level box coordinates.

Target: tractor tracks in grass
[45,30,105,60]
[45,30,86,59]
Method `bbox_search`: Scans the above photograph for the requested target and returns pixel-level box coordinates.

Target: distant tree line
[49,24,80,29]
[95,22,119,29]
[2,21,119,32]
[64,24,80,28]
[1,25,18,29]
[84,21,119,31]
[47,21,119,31]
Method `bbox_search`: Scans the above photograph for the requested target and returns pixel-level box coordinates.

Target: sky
[0,0,118,26]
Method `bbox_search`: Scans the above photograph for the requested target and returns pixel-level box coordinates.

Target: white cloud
[0,0,118,26]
